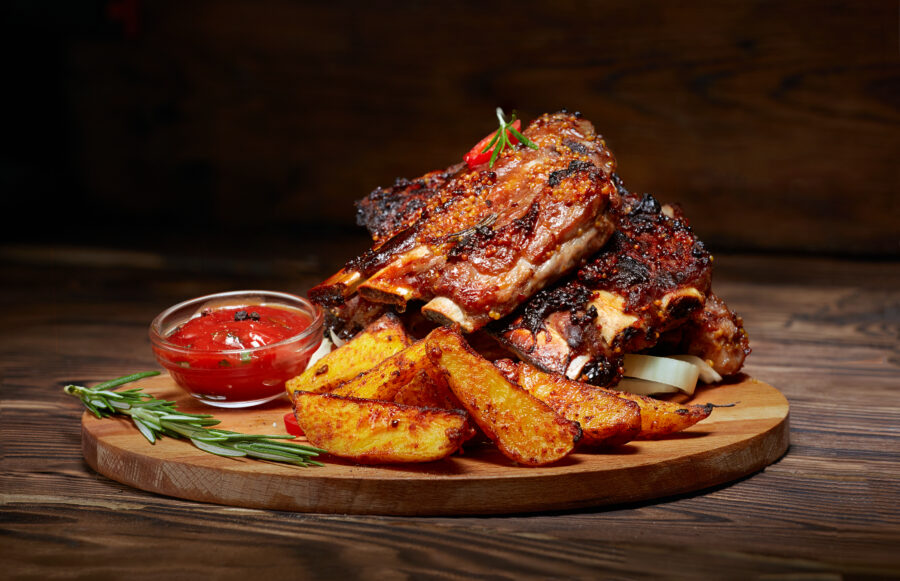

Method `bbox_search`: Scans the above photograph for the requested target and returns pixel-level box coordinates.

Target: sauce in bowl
[167,305,311,352]
[150,291,323,408]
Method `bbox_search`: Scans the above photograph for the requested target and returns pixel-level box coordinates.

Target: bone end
[421,297,478,333]
[308,269,365,306]
[358,280,418,309]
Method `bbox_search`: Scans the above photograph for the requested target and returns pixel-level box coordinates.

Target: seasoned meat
[310,111,750,382]
[355,164,466,245]
[653,292,751,376]
[309,112,619,332]
[493,177,714,385]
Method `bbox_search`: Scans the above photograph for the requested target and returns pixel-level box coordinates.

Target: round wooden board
[81,374,789,516]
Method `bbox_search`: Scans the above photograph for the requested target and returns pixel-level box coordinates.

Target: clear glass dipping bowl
[149,290,323,408]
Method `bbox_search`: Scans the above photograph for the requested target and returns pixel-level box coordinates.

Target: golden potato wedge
[595,386,713,439]
[424,327,581,466]
[392,369,461,410]
[285,312,410,397]
[329,340,428,400]
[509,361,642,447]
[326,337,464,409]
[293,391,475,463]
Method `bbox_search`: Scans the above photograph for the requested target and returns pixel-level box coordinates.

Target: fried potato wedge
[285,312,410,397]
[293,391,475,463]
[327,340,422,398]
[392,367,461,410]
[327,340,462,409]
[505,361,642,447]
[595,386,713,439]
[424,327,581,466]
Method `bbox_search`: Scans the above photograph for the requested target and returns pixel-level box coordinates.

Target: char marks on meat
[355,164,466,245]
[309,112,619,333]
[653,292,751,376]
[493,177,718,384]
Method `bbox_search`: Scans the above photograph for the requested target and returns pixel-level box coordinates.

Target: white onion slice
[667,355,723,384]
[622,354,700,395]
[616,378,681,396]
[565,355,591,380]
[304,336,334,372]
[329,329,347,348]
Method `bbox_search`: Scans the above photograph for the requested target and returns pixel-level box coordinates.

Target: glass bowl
[150,290,324,408]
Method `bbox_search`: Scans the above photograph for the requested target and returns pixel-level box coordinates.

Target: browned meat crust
[355,164,466,245]
[309,112,619,332]
[322,294,389,341]
[653,292,751,376]
[493,176,714,385]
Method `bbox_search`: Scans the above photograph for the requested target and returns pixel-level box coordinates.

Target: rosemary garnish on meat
[64,371,325,466]
[434,213,498,245]
[484,108,539,166]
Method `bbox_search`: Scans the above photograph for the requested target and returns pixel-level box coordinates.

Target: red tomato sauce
[159,305,317,402]
[167,306,308,353]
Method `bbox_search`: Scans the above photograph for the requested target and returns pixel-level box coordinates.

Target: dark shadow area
[3,1,897,257]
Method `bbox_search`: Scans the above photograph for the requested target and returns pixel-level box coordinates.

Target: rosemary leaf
[212,431,293,442]
[93,371,162,391]
[480,130,501,154]
[239,441,322,455]
[188,432,231,443]
[133,419,157,443]
[507,124,537,149]
[84,402,103,419]
[233,443,300,461]
[133,408,162,428]
[489,139,502,166]
[192,439,247,457]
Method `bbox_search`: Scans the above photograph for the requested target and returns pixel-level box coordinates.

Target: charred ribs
[310,111,749,384]
[310,112,620,332]
[494,176,748,385]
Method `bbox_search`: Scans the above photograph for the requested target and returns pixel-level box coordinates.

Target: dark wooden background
[3,0,898,256]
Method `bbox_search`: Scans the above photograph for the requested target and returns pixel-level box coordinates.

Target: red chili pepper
[284,412,304,437]
[464,119,522,169]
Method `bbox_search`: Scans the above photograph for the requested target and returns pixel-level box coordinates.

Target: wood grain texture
[8,1,899,254]
[79,375,788,515]
[1,247,899,578]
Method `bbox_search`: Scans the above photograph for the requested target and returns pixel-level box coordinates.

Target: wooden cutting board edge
[80,377,790,516]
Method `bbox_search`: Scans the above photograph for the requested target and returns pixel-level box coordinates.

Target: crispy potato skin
[293,391,474,463]
[424,327,581,466]
[329,341,428,400]
[285,313,410,397]
[328,340,463,409]
[596,387,713,439]
[392,367,462,410]
[508,361,642,447]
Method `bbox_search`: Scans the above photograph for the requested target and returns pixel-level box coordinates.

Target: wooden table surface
[1,242,898,579]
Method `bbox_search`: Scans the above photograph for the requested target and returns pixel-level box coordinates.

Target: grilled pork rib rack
[495,176,748,385]
[310,111,749,385]
[310,112,619,333]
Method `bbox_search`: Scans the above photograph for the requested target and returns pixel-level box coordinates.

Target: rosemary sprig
[483,107,539,167]
[64,371,325,467]
[434,212,498,245]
